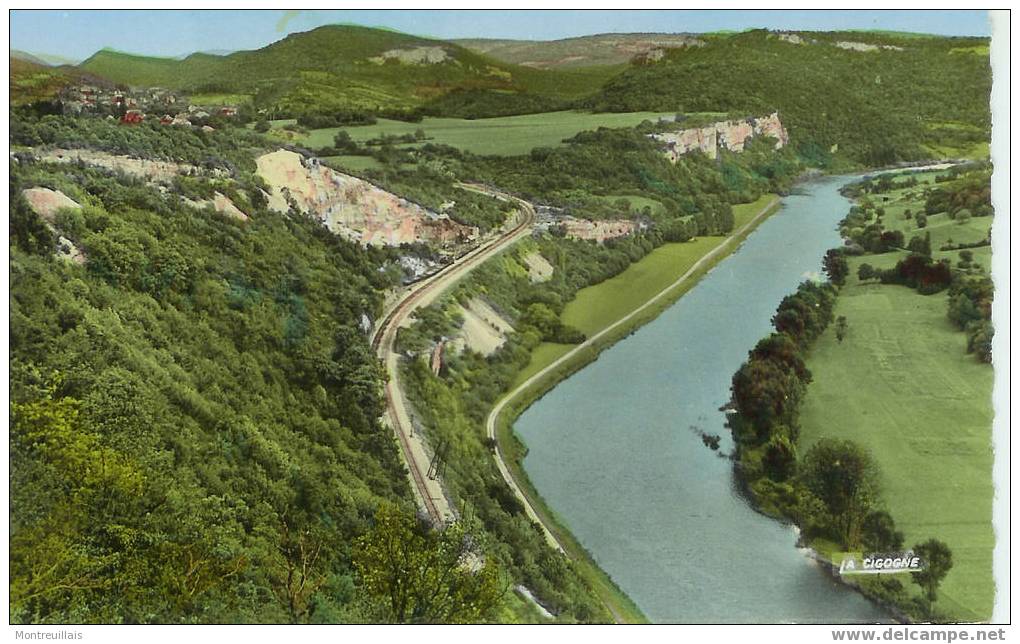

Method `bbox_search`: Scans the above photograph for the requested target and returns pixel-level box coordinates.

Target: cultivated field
[798,273,995,622]
[269,110,678,156]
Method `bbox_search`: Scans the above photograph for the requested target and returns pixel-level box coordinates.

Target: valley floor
[799,259,995,622]
[797,167,995,622]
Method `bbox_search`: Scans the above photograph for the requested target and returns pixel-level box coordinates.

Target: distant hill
[11,50,52,66]
[78,25,619,118]
[455,33,705,69]
[9,57,110,106]
[11,49,81,67]
[582,30,992,166]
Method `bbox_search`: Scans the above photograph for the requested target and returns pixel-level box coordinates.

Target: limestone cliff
[256,149,478,248]
[650,112,789,162]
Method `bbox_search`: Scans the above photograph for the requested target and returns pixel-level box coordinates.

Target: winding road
[372,183,536,524]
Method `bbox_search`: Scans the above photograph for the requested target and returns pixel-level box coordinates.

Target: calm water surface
[516,175,890,623]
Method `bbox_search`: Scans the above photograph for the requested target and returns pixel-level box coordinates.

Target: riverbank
[486,194,782,623]
[730,163,995,623]
[796,166,995,622]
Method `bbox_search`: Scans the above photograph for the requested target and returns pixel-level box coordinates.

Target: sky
[9,9,991,63]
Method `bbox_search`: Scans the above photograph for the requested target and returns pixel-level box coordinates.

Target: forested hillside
[60,26,994,168]
[9,111,630,623]
[584,30,991,166]
[78,25,616,119]
[9,119,416,621]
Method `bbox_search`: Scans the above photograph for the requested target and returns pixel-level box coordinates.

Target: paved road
[372,184,536,524]
[485,196,782,551]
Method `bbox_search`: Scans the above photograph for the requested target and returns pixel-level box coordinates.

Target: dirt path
[485,195,782,549]
[372,184,535,524]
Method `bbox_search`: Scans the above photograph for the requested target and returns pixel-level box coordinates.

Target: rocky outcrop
[21,187,81,224]
[835,41,904,53]
[21,187,87,265]
[369,46,450,65]
[34,148,224,182]
[651,112,790,162]
[182,192,249,221]
[522,251,554,283]
[256,149,478,248]
[56,235,86,265]
[452,298,514,357]
[562,217,636,242]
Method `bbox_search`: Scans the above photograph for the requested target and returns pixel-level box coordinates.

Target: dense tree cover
[731,280,836,447]
[925,168,994,219]
[352,504,507,623]
[800,439,881,549]
[584,30,991,167]
[297,111,378,129]
[865,254,954,295]
[465,127,799,234]
[838,204,907,254]
[9,111,622,623]
[11,111,265,179]
[822,249,849,286]
[8,132,430,622]
[947,276,994,363]
[420,89,569,119]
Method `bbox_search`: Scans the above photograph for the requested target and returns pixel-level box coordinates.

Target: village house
[120,109,144,125]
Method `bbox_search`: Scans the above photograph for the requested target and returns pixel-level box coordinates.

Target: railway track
[372,185,535,523]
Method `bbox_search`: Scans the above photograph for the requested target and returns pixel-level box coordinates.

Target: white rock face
[650,112,790,162]
[183,193,249,221]
[454,298,514,356]
[21,187,81,224]
[522,251,554,283]
[256,149,477,247]
[21,187,87,264]
[370,46,450,65]
[56,236,86,265]
[34,148,221,183]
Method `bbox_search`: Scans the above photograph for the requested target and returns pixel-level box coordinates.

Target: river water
[515,175,890,623]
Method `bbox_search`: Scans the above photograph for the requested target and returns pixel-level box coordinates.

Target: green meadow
[798,269,995,622]
[798,168,995,621]
[512,194,777,387]
[270,110,678,156]
[862,169,993,271]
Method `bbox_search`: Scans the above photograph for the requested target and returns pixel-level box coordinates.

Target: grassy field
[797,272,995,622]
[268,110,678,156]
[321,154,384,173]
[857,169,993,273]
[797,168,995,621]
[512,194,778,387]
[189,92,251,106]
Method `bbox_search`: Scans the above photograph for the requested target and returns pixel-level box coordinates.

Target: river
[514,175,890,623]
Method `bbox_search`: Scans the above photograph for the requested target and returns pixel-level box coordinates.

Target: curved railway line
[372,184,535,523]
